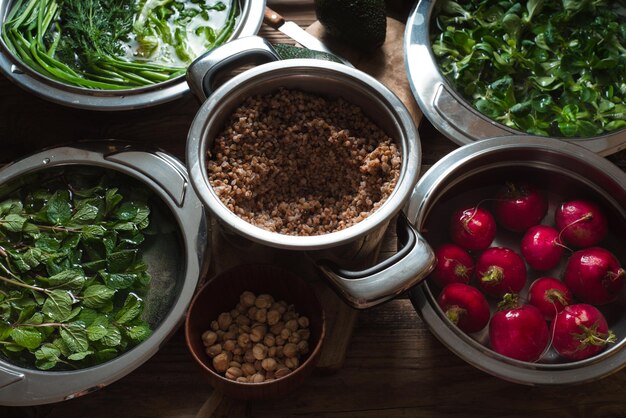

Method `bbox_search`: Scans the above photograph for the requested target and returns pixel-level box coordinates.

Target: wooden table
[1,3,625,418]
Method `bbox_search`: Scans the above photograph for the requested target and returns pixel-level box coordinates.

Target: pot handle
[316,213,436,309]
[186,36,281,101]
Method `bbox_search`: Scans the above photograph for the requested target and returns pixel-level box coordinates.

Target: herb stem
[0,274,49,293]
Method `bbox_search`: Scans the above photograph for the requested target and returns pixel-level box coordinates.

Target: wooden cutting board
[306,17,423,126]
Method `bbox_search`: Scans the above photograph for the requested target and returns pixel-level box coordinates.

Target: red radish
[528,277,573,320]
[489,294,549,362]
[494,181,548,232]
[555,199,608,248]
[563,247,625,305]
[552,304,616,361]
[476,247,527,298]
[437,283,490,333]
[449,206,497,251]
[521,225,565,271]
[430,243,475,288]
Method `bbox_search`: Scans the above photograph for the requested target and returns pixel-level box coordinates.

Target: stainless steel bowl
[0,141,207,405]
[0,0,264,110]
[186,36,436,309]
[407,136,626,385]
[404,0,626,156]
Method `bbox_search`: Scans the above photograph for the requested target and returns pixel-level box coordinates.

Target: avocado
[314,0,387,52]
[273,44,344,64]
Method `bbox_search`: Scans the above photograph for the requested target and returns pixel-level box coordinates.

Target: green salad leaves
[1,0,239,89]
[433,0,626,138]
[0,168,153,370]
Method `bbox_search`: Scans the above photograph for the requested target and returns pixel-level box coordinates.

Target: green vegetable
[0,168,153,370]
[314,0,386,52]
[432,0,626,138]
[1,0,239,89]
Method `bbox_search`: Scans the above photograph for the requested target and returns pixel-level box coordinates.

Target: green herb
[0,168,153,370]
[432,0,626,138]
[1,0,240,89]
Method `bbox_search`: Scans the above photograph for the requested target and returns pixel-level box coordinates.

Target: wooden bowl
[184,264,326,400]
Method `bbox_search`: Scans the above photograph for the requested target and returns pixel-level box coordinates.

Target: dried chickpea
[270,322,284,336]
[242,362,256,376]
[268,346,277,358]
[250,373,265,383]
[210,320,219,331]
[213,353,229,373]
[235,315,251,326]
[285,357,299,370]
[285,319,299,332]
[201,330,218,347]
[217,312,232,331]
[280,328,291,340]
[233,354,243,364]
[244,349,255,364]
[267,309,281,326]
[236,377,248,383]
[240,291,256,308]
[255,294,273,309]
[225,366,243,380]
[298,316,309,328]
[230,309,240,319]
[275,367,291,378]
[261,357,277,372]
[223,339,236,352]
[236,303,247,313]
[205,344,222,358]
[252,343,268,360]
[288,333,301,344]
[250,326,266,342]
[283,343,298,358]
[254,308,267,323]
[263,334,276,347]
[237,333,250,348]
[247,306,258,319]
[297,329,310,341]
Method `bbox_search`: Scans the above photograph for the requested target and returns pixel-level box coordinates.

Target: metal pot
[0,141,207,405]
[0,0,264,110]
[407,136,626,385]
[404,0,626,156]
[186,36,436,309]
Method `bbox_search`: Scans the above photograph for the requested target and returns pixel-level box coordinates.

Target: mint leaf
[68,350,93,361]
[127,324,151,343]
[107,250,137,273]
[82,285,115,309]
[101,325,122,347]
[46,191,72,225]
[60,323,89,353]
[11,327,44,350]
[114,293,143,324]
[42,290,73,321]
[70,203,99,224]
[48,269,85,291]
[102,272,136,290]
[1,213,27,232]
[87,323,108,341]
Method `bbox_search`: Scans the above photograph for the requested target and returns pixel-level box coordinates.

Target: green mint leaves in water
[433,0,626,138]
[0,168,153,370]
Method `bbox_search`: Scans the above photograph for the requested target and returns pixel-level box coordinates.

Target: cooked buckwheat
[207,88,401,236]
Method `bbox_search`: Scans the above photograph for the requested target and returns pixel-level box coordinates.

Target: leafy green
[432,0,626,138]
[1,0,240,89]
[0,168,153,370]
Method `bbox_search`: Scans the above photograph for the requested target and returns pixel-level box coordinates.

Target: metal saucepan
[0,141,207,405]
[0,0,264,110]
[407,136,626,385]
[186,36,436,309]
[404,0,626,156]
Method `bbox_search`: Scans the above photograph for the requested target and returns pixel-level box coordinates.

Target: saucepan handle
[316,213,436,309]
[186,36,281,101]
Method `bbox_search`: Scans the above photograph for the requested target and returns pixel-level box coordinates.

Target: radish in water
[552,304,616,361]
[437,283,490,333]
[494,181,548,232]
[476,247,527,298]
[521,225,565,271]
[528,277,573,320]
[489,294,549,362]
[449,206,496,251]
[555,199,608,248]
[430,243,475,288]
[563,247,625,305]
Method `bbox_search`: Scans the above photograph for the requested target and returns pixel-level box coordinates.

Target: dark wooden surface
[1,3,625,418]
